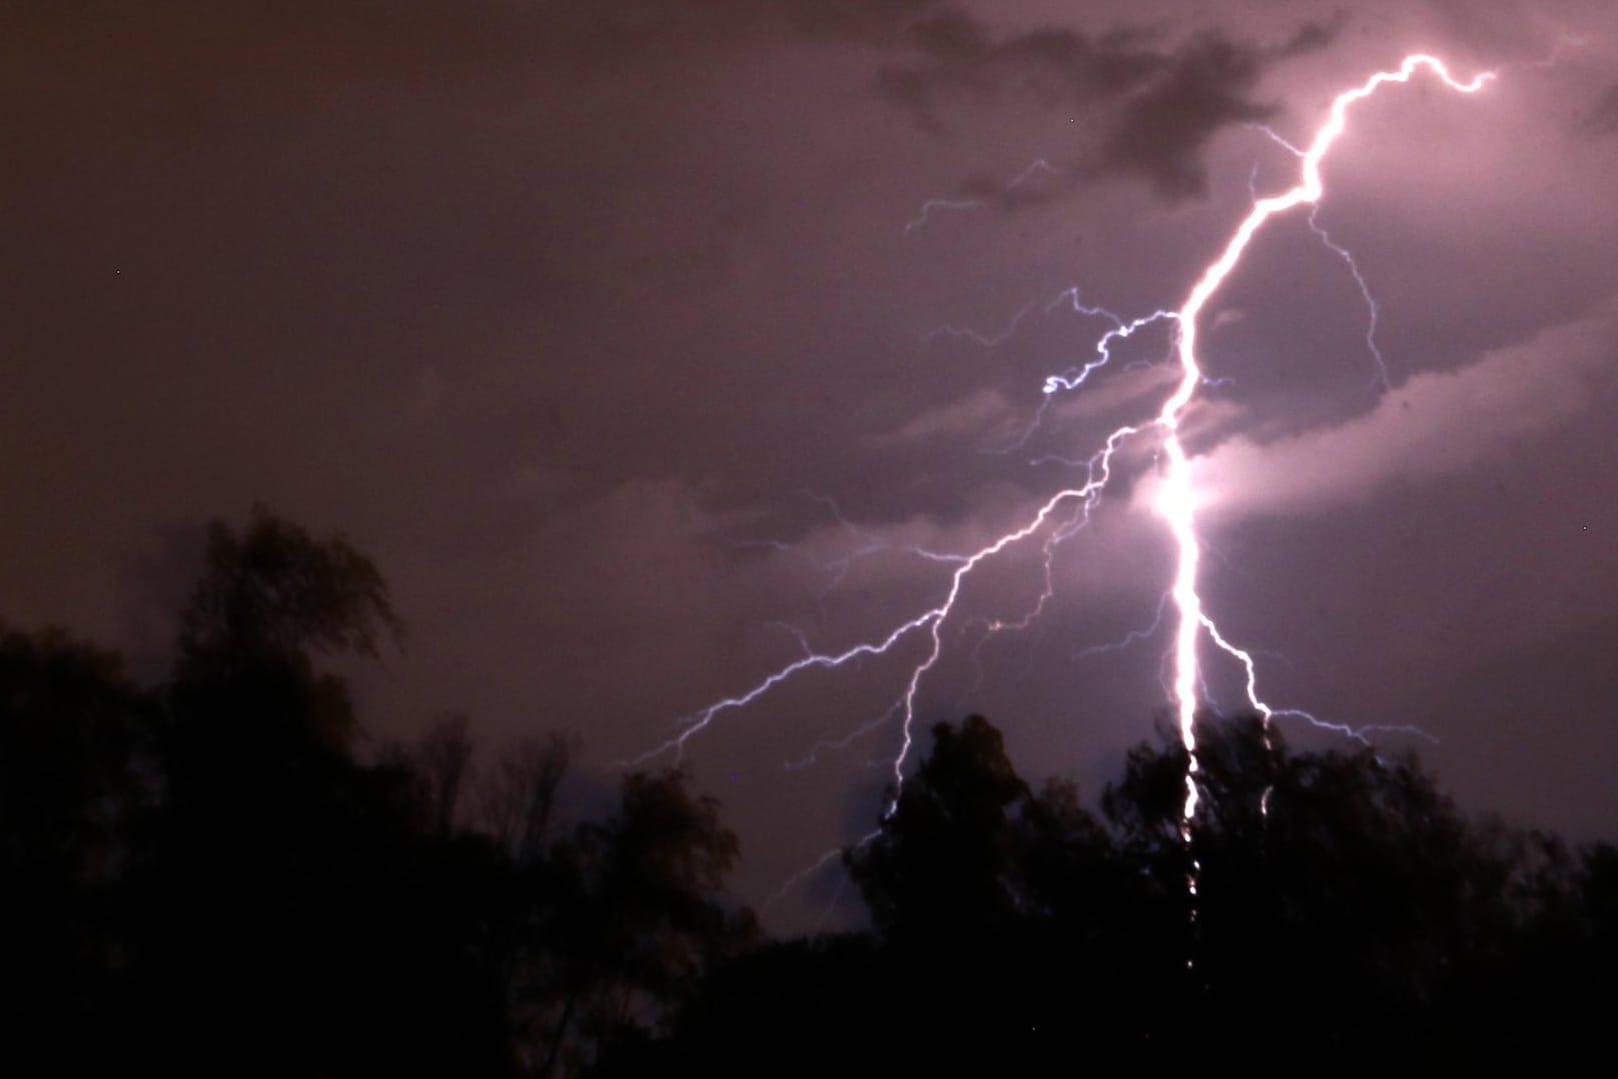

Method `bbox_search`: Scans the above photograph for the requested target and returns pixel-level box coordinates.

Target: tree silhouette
[840,714,1173,1073]
[0,506,765,1076]
[480,731,576,865]
[131,507,512,1075]
[533,767,751,1076]
[624,711,1617,1075]
[5,508,1615,1074]
[849,715,1029,940]
[1106,717,1524,1062]
[402,710,478,838]
[0,625,153,1070]
[178,504,403,664]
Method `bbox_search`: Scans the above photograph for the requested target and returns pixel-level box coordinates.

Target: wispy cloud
[1149,302,1618,520]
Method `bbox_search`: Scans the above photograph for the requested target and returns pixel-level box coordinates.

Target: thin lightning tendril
[1307,204,1389,389]
[903,198,984,236]
[922,301,1036,347]
[903,157,1064,235]
[786,706,900,771]
[1075,593,1172,660]
[1042,288,1178,396]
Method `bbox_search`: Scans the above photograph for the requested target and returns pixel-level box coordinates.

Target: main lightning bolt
[1153,54,1492,836]
[632,54,1494,903]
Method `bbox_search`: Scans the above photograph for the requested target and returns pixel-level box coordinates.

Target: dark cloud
[1580,82,1618,134]
[877,14,1338,199]
[876,20,1161,125]
[1,0,1327,205]
[1097,33,1279,200]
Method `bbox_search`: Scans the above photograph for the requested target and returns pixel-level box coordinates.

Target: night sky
[6,0,1618,931]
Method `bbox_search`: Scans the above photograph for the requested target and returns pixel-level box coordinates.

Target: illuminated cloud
[872,387,1019,447]
[1169,302,1618,521]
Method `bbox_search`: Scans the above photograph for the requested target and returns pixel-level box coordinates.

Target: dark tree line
[0,509,749,1076]
[609,715,1618,1077]
[4,508,1616,1075]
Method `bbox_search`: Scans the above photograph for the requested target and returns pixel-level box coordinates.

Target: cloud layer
[1174,302,1618,520]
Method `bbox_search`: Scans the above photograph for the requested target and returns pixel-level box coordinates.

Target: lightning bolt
[1154,54,1492,841]
[633,54,1494,915]
[627,420,1142,783]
